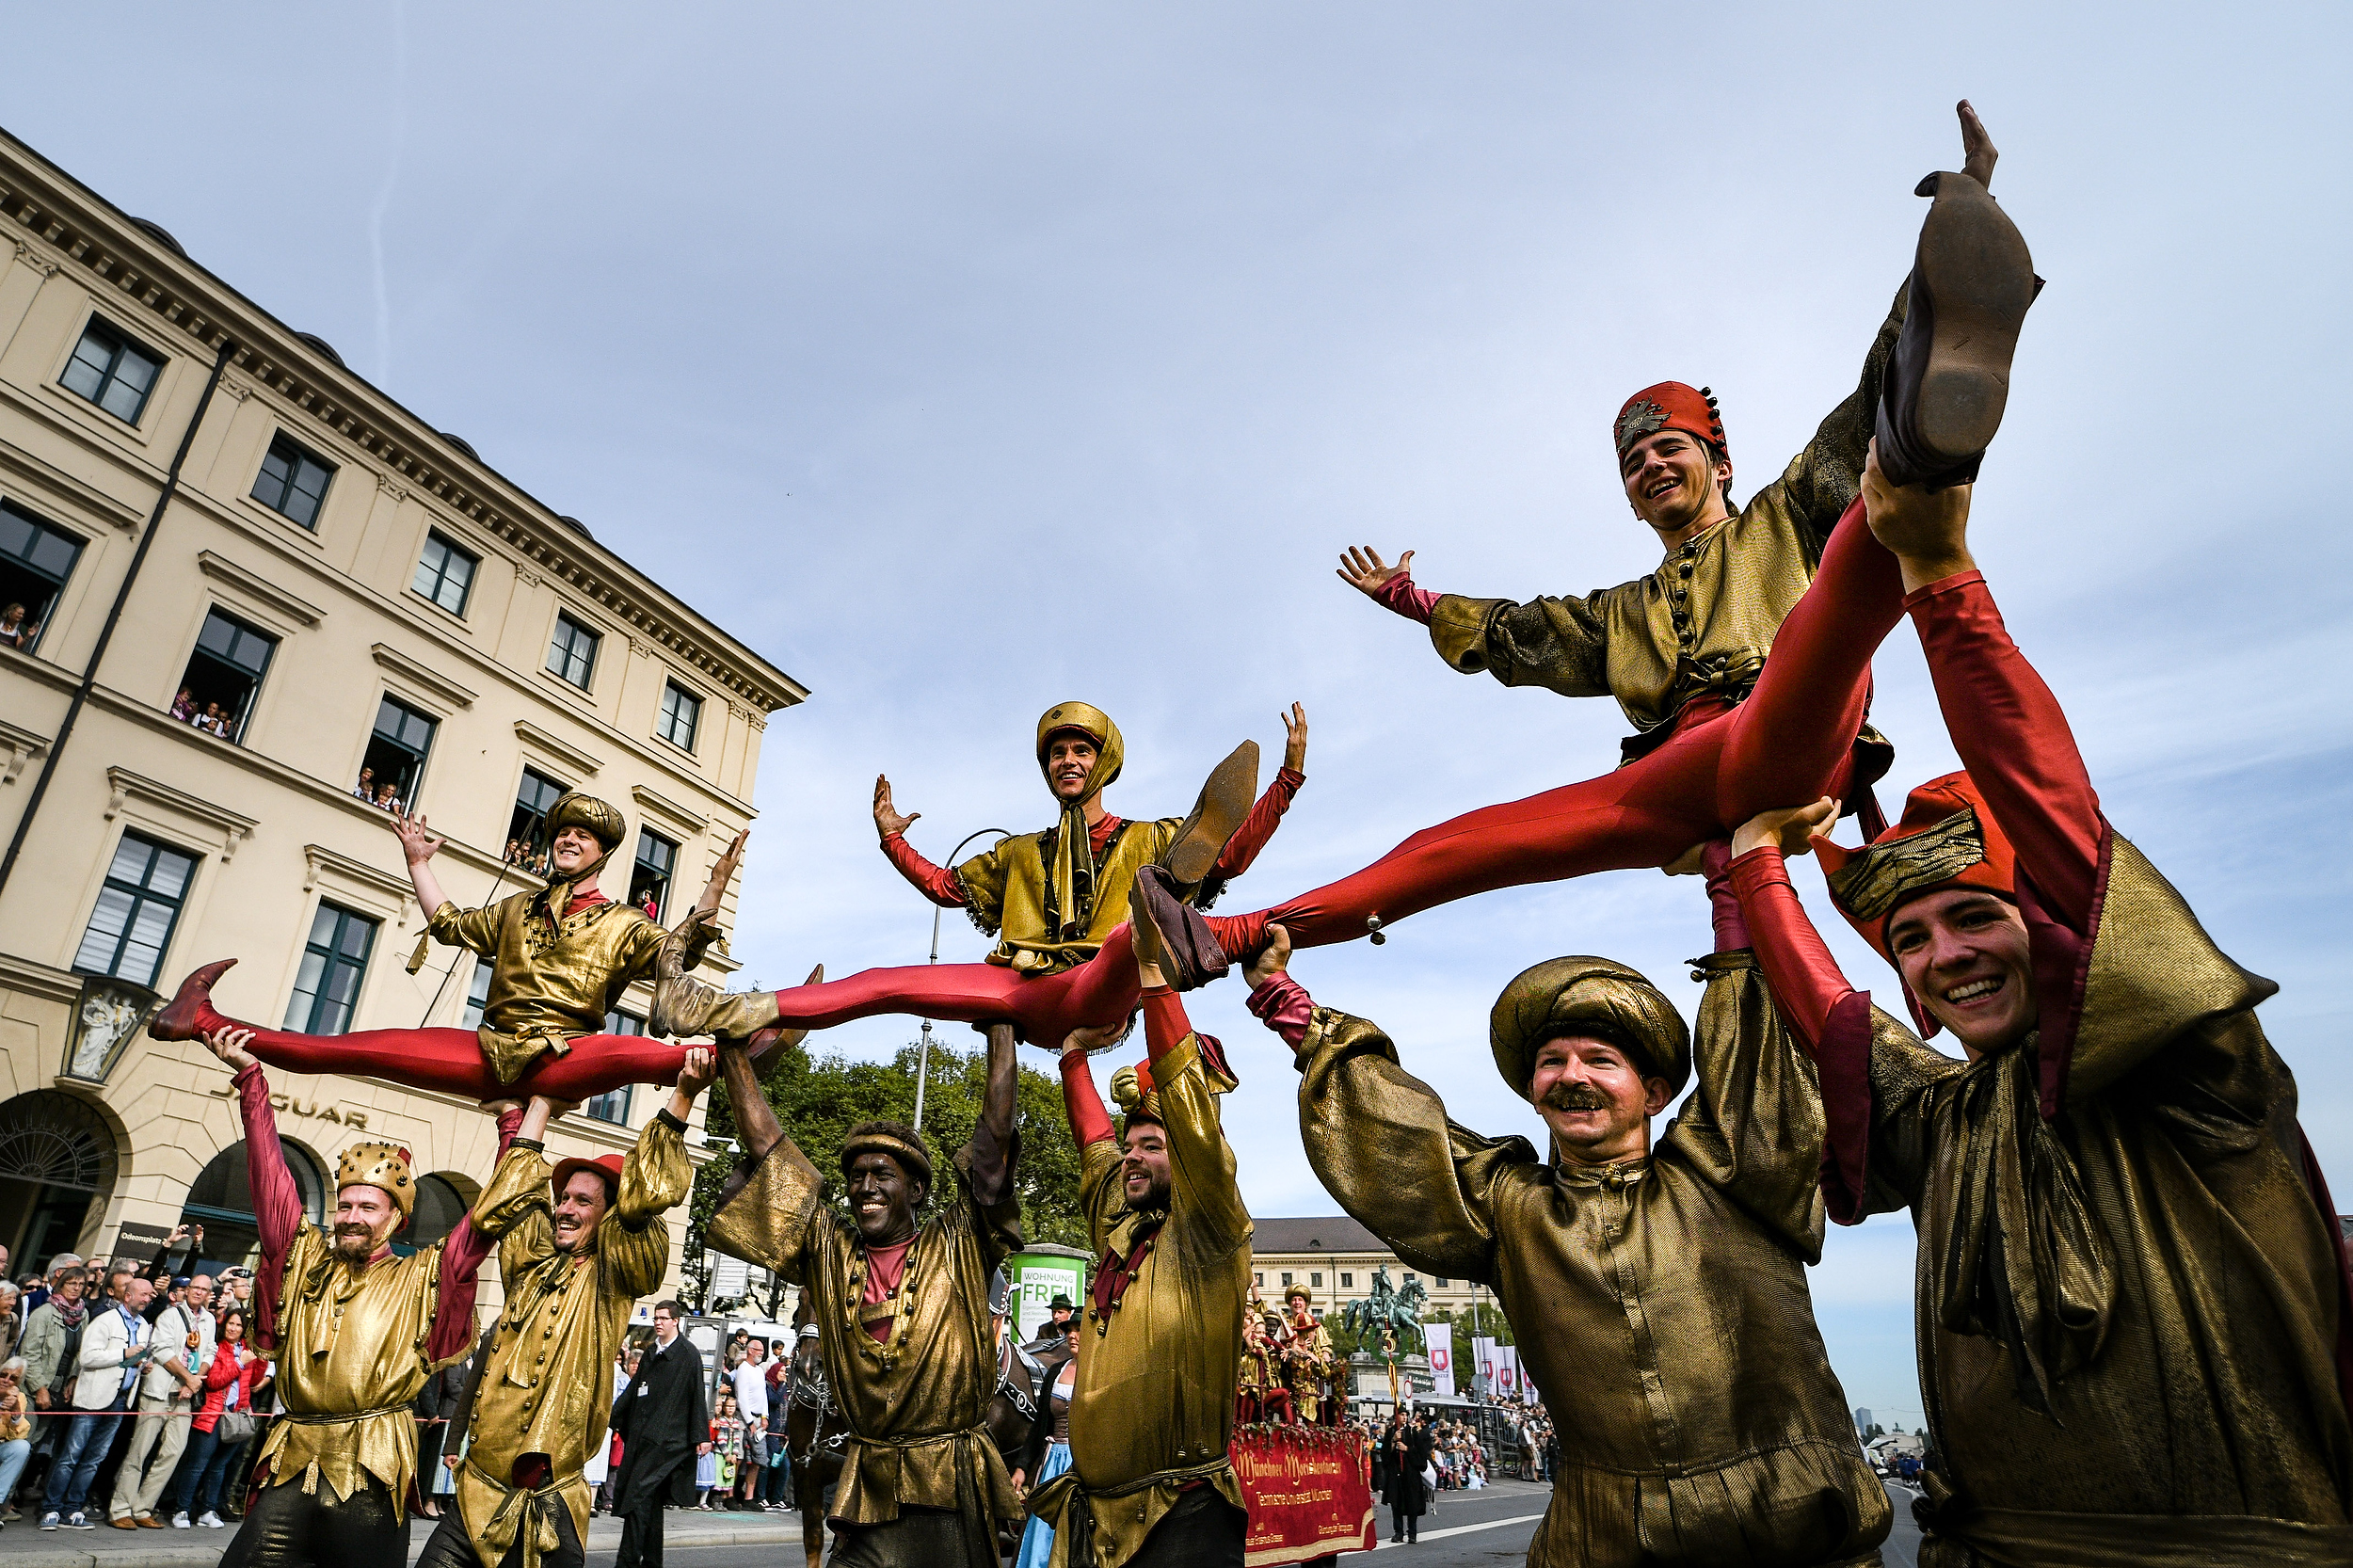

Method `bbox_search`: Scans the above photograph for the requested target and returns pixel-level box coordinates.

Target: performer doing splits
[149,792,775,1102]
[703,1024,1024,1568]
[1025,909,1253,1567]
[412,1049,718,1568]
[1236,859,1892,1565]
[1727,455,2353,1564]
[202,1026,513,1568]
[656,703,1296,1047]
[1129,104,2039,997]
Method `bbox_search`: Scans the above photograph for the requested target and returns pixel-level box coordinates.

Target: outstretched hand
[1958,99,1997,191]
[1243,923,1293,990]
[203,1026,258,1073]
[872,775,920,840]
[676,1046,718,1101]
[1060,1020,1128,1058]
[1732,797,1841,860]
[1279,704,1308,775]
[1862,440,1975,592]
[390,809,444,866]
[1336,546,1414,600]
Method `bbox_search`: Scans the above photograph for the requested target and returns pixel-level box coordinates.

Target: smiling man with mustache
[1728,454,2353,1566]
[1235,884,1891,1567]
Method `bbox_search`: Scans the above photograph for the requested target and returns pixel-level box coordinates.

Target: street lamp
[61,973,159,1084]
[910,826,1012,1134]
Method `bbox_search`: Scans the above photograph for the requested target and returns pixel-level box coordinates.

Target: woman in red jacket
[171,1306,263,1529]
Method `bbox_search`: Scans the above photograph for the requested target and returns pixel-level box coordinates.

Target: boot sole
[1162,741,1259,887]
[1909,175,2035,467]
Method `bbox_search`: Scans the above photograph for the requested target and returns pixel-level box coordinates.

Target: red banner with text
[1235,1424,1377,1564]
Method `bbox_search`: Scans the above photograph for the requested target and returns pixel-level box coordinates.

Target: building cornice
[371,643,478,711]
[0,133,808,714]
[104,765,258,861]
[0,430,144,532]
[197,549,327,627]
[0,714,49,785]
[0,949,82,1007]
[514,719,604,780]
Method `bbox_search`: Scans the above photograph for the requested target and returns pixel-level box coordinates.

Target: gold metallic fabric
[708,1134,1021,1537]
[1427,291,1904,758]
[545,792,626,854]
[1042,1032,1250,1567]
[332,1142,417,1217]
[452,1117,688,1568]
[954,818,1190,976]
[258,1228,468,1509]
[1489,955,1692,1095]
[1842,838,2353,1562]
[1279,1318,1336,1411]
[1292,956,1889,1568]
[427,888,712,1082]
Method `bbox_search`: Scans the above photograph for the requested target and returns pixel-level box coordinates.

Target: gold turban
[333,1141,417,1217]
[1488,956,1691,1096]
[546,791,627,854]
[840,1120,933,1189]
[1032,703,1126,947]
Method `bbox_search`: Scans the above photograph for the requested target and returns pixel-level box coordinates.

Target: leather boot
[147,959,237,1041]
[1874,169,2037,489]
[744,965,823,1072]
[1129,865,1230,992]
[1160,741,1258,886]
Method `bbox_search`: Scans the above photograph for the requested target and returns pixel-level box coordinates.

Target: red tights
[765,925,1144,1044]
[1222,495,1906,951]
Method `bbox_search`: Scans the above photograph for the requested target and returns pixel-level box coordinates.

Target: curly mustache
[1538,1080,1614,1113]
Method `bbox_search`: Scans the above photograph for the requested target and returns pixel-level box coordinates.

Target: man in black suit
[611,1301,709,1568]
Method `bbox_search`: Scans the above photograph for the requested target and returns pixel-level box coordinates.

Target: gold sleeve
[426,898,504,957]
[1667,955,1828,1260]
[953,840,1013,936]
[1429,591,1612,698]
[1153,1034,1249,1265]
[1293,1005,1517,1284]
[1079,1135,1125,1255]
[708,1133,827,1283]
[600,1116,688,1299]
[473,1141,556,1285]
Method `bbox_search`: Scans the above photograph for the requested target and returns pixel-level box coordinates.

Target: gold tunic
[1840,839,2353,1567]
[954,820,1193,976]
[1292,954,1888,1568]
[1040,1032,1252,1567]
[427,888,713,1082]
[452,1114,689,1568]
[708,1135,1022,1537]
[259,1230,467,1509]
[1428,290,1903,766]
[1281,1318,1336,1413]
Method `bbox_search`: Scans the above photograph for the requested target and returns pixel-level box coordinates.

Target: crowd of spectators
[352,767,406,813]
[0,603,40,651]
[701,1330,792,1511]
[168,689,235,740]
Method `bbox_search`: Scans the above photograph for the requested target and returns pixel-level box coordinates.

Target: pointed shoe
[1161,741,1259,888]
[1132,865,1230,991]
[1875,169,2037,489]
[148,959,236,1041]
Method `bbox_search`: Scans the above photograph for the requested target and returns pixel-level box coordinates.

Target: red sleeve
[1373,572,1438,624]
[1059,1049,1116,1150]
[1246,973,1315,1050]
[427,1104,523,1365]
[1211,768,1305,880]
[1907,570,2102,935]
[235,1065,303,1268]
[880,833,968,908]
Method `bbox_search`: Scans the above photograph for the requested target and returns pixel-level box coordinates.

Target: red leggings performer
[209,1014,694,1103]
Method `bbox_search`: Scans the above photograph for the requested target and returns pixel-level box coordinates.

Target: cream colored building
[0,127,804,1312]
[1249,1215,1487,1321]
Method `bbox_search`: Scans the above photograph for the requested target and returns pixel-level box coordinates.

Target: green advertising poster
[1007,1245,1090,1341]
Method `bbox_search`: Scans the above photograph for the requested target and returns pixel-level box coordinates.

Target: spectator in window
[354,767,376,802]
[199,703,226,737]
[0,603,24,648]
[373,781,399,811]
[168,688,197,722]
[503,840,524,867]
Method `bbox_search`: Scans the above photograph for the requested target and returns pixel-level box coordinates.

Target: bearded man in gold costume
[1276,1285,1338,1426]
[153,792,766,1102]
[703,1024,1022,1568]
[201,1027,515,1568]
[1727,455,2353,1565]
[411,1048,718,1568]
[1232,879,1891,1567]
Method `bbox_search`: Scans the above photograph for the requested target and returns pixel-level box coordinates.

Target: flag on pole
[1471,1336,1498,1397]
[1425,1320,1456,1398]
[1496,1344,1521,1400]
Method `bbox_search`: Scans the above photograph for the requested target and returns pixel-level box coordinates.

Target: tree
[684,1038,1092,1308]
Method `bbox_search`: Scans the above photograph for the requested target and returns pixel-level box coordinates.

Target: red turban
[1816,772,2017,954]
[1613,382,1726,461]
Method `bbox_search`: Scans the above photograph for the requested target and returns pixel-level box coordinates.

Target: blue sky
[15,3,2349,1429]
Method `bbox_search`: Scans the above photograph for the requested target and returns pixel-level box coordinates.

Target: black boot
[1874,169,2037,489]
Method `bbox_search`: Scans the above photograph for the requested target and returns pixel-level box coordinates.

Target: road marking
[1374,1511,1547,1549]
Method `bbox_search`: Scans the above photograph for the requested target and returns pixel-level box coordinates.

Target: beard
[1537,1080,1613,1114]
[331,1224,379,1263]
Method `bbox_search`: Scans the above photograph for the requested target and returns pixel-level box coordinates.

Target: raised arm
[391,808,453,923]
[206,1032,303,1268]
[1206,706,1308,885]
[429,1099,525,1366]
[704,1040,827,1282]
[965,1023,1019,1210]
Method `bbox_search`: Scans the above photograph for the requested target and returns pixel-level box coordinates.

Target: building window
[357,696,437,811]
[411,532,477,616]
[1310,1272,1321,1288]
[546,612,599,690]
[657,680,700,752]
[0,502,85,656]
[1339,1272,1353,1289]
[505,766,569,876]
[1253,1272,1263,1288]
[284,903,378,1034]
[461,955,491,1029]
[60,316,162,424]
[1403,1272,1417,1284]
[1434,1277,1450,1288]
[1280,1272,1292,1288]
[629,829,677,921]
[584,1012,644,1125]
[174,608,278,743]
[72,832,198,986]
[250,433,334,529]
